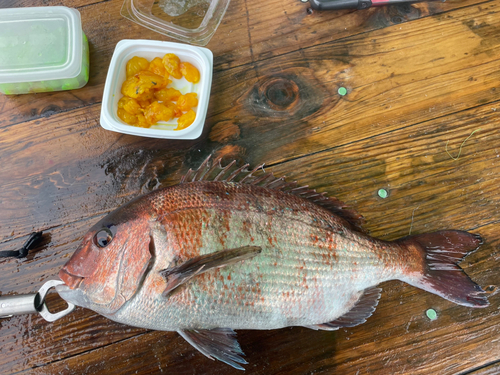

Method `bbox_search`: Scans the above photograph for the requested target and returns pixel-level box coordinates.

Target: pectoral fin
[178,328,247,370]
[160,246,261,297]
[305,287,382,331]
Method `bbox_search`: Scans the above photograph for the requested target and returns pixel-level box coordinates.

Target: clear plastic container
[121,0,230,46]
[0,7,89,95]
[100,39,213,140]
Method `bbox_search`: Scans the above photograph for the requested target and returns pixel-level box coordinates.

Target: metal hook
[0,279,75,322]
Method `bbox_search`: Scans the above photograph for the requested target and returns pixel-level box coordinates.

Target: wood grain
[0,0,490,127]
[469,362,500,375]
[0,0,499,373]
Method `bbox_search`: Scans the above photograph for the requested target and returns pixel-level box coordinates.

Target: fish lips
[59,268,84,289]
[58,235,104,289]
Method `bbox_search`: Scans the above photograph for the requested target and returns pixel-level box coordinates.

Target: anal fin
[305,287,382,331]
[160,246,261,297]
[178,328,247,370]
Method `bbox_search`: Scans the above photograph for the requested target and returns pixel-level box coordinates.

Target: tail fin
[398,230,489,308]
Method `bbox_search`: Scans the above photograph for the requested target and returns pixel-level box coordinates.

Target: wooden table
[1,0,499,373]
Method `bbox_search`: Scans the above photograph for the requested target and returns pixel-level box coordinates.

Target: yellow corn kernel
[162,53,182,79]
[176,92,198,112]
[154,87,182,102]
[176,109,196,130]
[144,101,174,125]
[149,57,168,77]
[126,56,149,78]
[117,97,142,115]
[180,62,200,84]
[117,108,138,125]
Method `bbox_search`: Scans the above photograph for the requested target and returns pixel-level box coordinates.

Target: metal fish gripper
[0,280,75,322]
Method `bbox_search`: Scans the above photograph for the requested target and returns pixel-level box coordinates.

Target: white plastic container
[0,6,89,95]
[100,39,213,140]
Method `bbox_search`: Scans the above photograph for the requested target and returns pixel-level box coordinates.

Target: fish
[56,157,489,370]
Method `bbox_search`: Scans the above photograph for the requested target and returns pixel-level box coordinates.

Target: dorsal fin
[181,156,365,232]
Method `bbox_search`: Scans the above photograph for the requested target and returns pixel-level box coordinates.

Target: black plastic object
[309,0,372,10]
[309,0,438,11]
[0,232,43,258]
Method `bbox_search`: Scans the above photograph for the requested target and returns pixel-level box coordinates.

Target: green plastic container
[0,7,89,95]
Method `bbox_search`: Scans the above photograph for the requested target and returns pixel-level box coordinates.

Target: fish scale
[56,158,489,370]
[109,183,396,331]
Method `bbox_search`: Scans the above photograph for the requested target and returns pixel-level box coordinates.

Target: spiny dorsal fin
[181,156,365,232]
[305,287,382,331]
[178,328,247,370]
[160,246,261,297]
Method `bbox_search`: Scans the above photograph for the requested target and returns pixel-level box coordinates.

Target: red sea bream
[56,157,489,369]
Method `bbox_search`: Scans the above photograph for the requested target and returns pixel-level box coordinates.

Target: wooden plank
[11,230,499,375]
[209,0,500,166]
[0,217,147,374]
[0,104,199,244]
[0,294,146,374]
[468,362,500,375]
[0,0,489,128]
[1,96,498,374]
[1,0,499,374]
[2,0,500,243]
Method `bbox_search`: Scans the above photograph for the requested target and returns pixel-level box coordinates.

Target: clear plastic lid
[0,7,83,83]
[121,0,230,46]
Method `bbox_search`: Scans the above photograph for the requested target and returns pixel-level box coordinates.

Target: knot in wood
[260,78,299,112]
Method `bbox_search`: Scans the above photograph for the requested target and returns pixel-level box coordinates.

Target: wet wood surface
[0,0,499,373]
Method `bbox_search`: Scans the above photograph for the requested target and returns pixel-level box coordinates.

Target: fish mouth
[59,269,84,289]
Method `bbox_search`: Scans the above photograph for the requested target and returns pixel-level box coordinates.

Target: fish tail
[397,230,489,308]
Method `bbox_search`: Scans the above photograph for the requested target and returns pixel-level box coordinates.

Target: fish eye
[93,227,115,248]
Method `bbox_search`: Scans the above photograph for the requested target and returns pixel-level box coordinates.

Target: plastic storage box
[0,7,89,95]
[100,39,213,140]
[121,0,230,46]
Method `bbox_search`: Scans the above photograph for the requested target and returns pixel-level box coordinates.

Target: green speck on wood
[378,189,388,199]
[338,87,347,96]
[426,309,437,320]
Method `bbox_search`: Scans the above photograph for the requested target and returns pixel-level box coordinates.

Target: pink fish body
[57,158,488,369]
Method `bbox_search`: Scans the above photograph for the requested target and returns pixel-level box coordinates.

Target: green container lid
[0,6,89,95]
